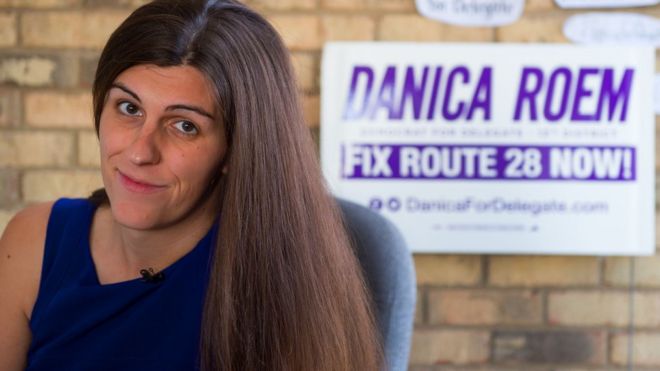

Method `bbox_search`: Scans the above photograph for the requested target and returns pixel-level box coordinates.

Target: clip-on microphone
[140,267,165,283]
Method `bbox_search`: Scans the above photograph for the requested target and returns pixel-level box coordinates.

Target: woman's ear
[221,165,228,175]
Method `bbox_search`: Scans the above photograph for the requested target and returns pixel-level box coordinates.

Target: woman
[0,0,383,370]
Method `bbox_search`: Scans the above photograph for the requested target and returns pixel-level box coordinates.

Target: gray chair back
[336,198,416,371]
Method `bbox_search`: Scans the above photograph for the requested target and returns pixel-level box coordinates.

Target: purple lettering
[397,66,429,120]
[442,66,469,121]
[426,67,443,120]
[342,66,374,120]
[570,68,599,121]
[543,67,571,122]
[344,64,494,123]
[369,66,397,120]
[467,67,492,120]
[514,67,544,121]
[597,68,633,122]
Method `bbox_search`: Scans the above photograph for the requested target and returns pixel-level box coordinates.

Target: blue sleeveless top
[27,198,218,371]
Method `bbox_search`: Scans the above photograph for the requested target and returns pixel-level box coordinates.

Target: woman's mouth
[117,170,167,194]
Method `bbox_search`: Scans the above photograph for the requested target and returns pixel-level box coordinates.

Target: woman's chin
[109,200,165,231]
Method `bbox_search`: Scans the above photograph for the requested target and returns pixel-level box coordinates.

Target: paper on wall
[556,0,659,8]
[415,0,524,27]
[563,12,660,47]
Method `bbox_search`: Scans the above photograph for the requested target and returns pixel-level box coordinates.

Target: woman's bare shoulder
[0,201,54,370]
[1,201,54,257]
[0,201,55,315]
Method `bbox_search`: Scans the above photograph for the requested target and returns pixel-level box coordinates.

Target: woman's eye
[117,101,142,116]
[173,120,198,136]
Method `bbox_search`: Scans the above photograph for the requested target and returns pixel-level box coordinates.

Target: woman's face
[99,64,227,230]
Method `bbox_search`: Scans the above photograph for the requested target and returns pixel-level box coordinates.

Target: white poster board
[655,74,660,115]
[321,43,655,255]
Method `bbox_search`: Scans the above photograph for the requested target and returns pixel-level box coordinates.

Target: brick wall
[1,0,659,369]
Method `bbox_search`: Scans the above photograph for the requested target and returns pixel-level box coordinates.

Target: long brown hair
[90,1,383,370]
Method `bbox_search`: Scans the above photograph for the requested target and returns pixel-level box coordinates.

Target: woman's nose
[127,122,161,165]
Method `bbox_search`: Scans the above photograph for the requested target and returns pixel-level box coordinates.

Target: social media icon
[369,198,383,211]
[387,197,401,212]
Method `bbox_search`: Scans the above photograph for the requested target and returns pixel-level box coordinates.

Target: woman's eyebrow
[165,104,215,121]
[111,82,141,102]
[110,82,215,120]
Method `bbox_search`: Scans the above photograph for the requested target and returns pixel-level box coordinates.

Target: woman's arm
[0,202,52,370]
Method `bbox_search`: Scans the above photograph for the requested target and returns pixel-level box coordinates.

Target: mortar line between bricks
[541,288,548,325]
[265,9,419,16]
[415,323,660,332]
[15,9,23,47]
[10,88,23,128]
[73,131,82,168]
[421,284,660,292]
[420,286,428,325]
[627,257,636,371]
[373,13,384,41]
[481,255,489,287]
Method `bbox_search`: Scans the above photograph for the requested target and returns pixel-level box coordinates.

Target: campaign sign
[655,74,660,114]
[321,43,655,255]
